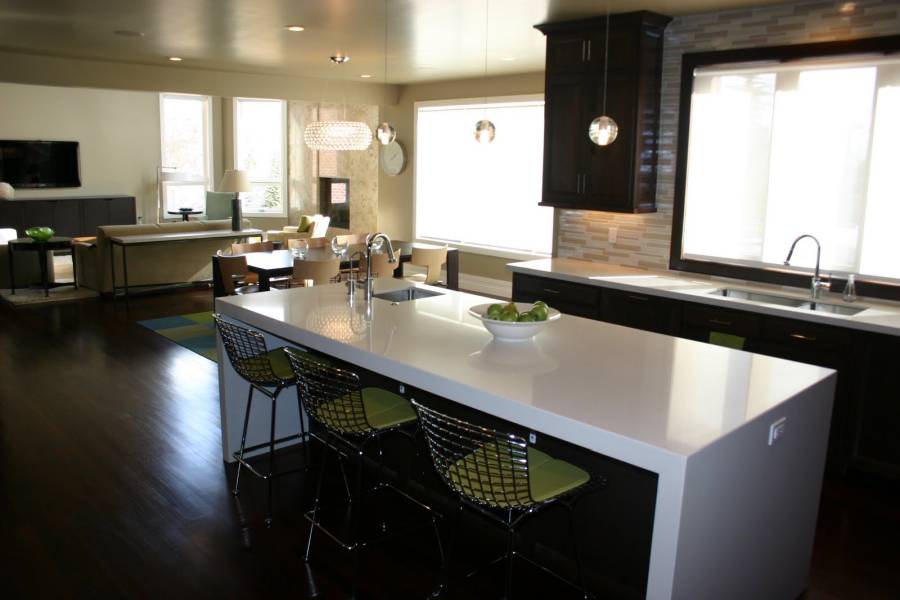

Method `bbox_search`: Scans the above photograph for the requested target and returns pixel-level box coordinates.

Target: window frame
[232,97,288,218]
[159,92,213,219]
[412,94,551,261]
[670,34,900,302]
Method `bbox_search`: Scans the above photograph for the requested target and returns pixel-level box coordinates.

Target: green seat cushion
[447,443,589,507]
[237,347,328,384]
[298,215,315,233]
[317,387,415,434]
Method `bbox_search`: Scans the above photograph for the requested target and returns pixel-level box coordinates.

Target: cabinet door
[600,288,680,335]
[583,70,637,211]
[681,304,761,345]
[855,334,900,474]
[52,199,81,237]
[0,202,25,235]
[22,201,55,231]
[512,273,601,320]
[81,197,109,234]
[107,196,136,226]
[545,33,589,75]
[541,77,589,207]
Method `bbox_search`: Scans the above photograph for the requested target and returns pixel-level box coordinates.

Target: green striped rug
[137,312,218,362]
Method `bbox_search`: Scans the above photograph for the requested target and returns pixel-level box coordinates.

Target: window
[234,98,286,216]
[160,93,212,215]
[673,37,900,299]
[415,96,551,257]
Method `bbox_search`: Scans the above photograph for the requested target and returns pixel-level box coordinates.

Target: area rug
[0,287,99,306]
[137,312,218,362]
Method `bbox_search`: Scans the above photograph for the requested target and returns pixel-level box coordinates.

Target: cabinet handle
[790,333,817,342]
[542,288,561,295]
[581,40,586,62]
[576,174,581,194]
[708,318,732,327]
[627,294,649,302]
[587,40,592,61]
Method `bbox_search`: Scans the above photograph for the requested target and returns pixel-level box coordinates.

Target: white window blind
[415,97,552,257]
[681,58,900,282]
[234,98,286,216]
[160,93,212,215]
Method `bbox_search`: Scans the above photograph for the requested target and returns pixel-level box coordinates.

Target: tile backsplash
[557,0,900,269]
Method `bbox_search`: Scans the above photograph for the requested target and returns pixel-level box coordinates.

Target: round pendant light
[588,1,617,147]
[376,122,396,145]
[474,119,496,144]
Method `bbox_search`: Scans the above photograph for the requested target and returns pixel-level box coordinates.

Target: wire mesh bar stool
[213,314,312,527]
[284,348,444,599]
[411,400,605,600]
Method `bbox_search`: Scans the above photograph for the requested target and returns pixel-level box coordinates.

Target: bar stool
[213,314,312,526]
[284,348,443,598]
[411,400,603,600]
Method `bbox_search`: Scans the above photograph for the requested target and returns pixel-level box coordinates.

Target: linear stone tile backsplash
[557,0,900,269]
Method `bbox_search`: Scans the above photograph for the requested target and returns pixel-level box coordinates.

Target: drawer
[683,305,761,338]
[513,274,601,307]
[761,317,849,349]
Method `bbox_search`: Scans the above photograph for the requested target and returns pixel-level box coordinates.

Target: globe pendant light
[304,55,373,151]
[588,2,618,147]
[377,0,397,145]
[473,0,495,145]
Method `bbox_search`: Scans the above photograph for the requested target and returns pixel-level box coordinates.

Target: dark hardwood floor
[1,289,897,599]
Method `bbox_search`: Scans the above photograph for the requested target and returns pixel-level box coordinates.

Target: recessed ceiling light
[500,56,517,62]
[168,56,183,62]
[330,54,350,64]
[285,24,305,32]
[360,74,372,78]
[839,2,857,13]
[114,29,144,38]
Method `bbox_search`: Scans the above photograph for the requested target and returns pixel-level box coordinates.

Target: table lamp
[219,169,251,231]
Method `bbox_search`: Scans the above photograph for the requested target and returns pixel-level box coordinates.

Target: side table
[8,237,77,297]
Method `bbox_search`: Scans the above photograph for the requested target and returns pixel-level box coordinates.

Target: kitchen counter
[507,258,900,337]
[215,279,835,600]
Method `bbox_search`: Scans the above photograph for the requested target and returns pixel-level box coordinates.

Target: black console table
[0,195,136,237]
[8,237,77,297]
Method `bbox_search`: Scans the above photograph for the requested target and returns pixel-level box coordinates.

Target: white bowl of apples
[468,301,561,342]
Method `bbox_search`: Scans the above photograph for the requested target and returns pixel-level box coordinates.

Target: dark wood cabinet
[535,11,670,213]
[0,195,136,237]
[600,288,681,335]
[511,273,600,319]
[854,333,900,476]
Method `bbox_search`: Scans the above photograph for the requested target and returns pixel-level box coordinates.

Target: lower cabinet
[511,272,900,478]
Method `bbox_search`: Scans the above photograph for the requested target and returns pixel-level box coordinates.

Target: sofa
[75,219,253,293]
[265,214,334,246]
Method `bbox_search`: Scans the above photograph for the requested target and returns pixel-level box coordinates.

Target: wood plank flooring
[0,289,897,599]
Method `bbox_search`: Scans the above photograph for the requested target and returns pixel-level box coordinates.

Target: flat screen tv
[0,140,81,188]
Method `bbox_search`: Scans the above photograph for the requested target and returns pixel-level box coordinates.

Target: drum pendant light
[588,2,618,146]
[474,0,495,144]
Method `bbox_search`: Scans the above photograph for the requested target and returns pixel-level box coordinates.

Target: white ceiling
[0,0,796,84]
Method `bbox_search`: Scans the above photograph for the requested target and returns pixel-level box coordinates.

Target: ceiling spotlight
[285,24,305,32]
[360,74,372,78]
[114,29,144,38]
[839,2,857,14]
[168,56,183,62]
[330,54,350,64]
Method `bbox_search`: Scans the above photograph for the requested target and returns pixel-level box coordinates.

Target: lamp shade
[218,169,251,193]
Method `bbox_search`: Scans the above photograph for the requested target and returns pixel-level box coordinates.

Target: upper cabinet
[535,11,671,213]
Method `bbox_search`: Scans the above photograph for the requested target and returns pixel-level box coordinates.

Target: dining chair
[292,258,340,286]
[232,240,275,255]
[288,237,329,250]
[358,252,400,279]
[405,246,448,286]
[214,255,259,295]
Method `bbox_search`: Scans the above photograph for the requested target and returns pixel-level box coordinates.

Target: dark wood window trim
[669,34,900,302]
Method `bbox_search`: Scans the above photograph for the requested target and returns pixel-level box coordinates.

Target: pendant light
[588,2,618,147]
[376,0,396,145]
[474,0,495,144]
[305,55,374,151]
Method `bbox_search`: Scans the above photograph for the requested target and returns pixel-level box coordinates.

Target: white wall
[0,82,161,222]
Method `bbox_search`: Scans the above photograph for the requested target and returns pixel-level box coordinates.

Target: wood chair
[292,258,341,287]
[405,246,448,285]
[359,252,400,279]
[332,233,367,246]
[215,255,259,296]
[232,240,275,255]
[288,237,329,250]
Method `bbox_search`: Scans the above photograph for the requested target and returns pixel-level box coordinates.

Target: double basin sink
[709,288,865,316]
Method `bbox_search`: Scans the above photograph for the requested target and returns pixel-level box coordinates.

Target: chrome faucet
[784,234,830,300]
[363,232,396,304]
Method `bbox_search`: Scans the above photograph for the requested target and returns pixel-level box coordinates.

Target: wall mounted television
[0,140,81,188]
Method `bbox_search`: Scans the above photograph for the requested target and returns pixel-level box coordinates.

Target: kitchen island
[215,279,835,600]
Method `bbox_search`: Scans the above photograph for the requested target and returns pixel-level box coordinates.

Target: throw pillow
[298,215,314,233]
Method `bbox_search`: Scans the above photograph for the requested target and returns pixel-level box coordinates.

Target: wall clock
[380,141,406,176]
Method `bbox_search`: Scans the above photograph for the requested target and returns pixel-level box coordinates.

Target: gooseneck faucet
[363,232,396,304]
[783,234,829,300]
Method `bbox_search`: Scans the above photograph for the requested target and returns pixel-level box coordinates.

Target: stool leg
[351,449,366,599]
[265,392,278,527]
[566,503,589,600]
[233,385,254,496]
[504,524,516,600]
[431,501,463,598]
[295,386,310,468]
[304,432,330,562]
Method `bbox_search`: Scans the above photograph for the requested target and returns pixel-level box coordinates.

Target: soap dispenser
[843,274,857,303]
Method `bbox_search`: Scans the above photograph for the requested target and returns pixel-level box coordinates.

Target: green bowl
[25,226,55,242]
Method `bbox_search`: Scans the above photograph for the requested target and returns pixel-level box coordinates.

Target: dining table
[214,241,459,295]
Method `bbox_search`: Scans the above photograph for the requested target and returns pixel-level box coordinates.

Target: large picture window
[160,93,212,216]
[234,97,287,216]
[414,96,551,257]
[672,37,900,299]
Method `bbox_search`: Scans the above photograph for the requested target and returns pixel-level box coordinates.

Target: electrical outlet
[398,384,405,394]
[528,432,537,444]
[608,227,618,244]
[768,417,787,446]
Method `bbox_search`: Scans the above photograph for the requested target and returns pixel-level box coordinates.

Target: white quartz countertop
[217,279,834,472]
[508,258,900,337]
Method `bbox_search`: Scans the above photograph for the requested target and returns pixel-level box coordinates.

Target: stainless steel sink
[708,288,865,316]
[373,287,444,303]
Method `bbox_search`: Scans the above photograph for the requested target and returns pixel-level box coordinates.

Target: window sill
[416,237,550,262]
